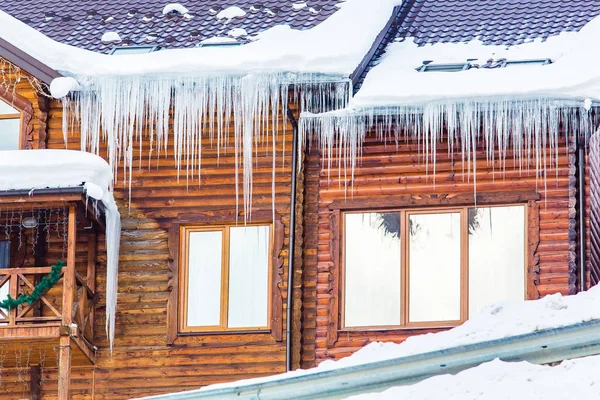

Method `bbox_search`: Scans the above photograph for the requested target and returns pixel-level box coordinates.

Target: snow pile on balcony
[0,149,121,349]
[344,356,600,399]
[0,0,399,77]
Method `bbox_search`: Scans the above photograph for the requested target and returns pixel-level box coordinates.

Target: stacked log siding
[304,131,579,364]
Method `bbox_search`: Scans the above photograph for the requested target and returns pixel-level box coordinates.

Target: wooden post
[30,365,41,400]
[58,336,72,400]
[8,270,17,326]
[58,205,76,400]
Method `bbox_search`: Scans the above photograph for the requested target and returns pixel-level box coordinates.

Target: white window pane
[0,119,20,150]
[0,99,18,114]
[469,206,525,316]
[228,225,270,328]
[409,212,461,322]
[187,231,223,327]
[345,213,401,327]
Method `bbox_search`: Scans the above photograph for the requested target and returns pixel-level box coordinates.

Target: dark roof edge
[0,37,62,84]
[350,1,415,93]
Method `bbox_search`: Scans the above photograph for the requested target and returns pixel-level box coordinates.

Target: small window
[342,205,525,329]
[179,224,272,332]
[0,99,21,150]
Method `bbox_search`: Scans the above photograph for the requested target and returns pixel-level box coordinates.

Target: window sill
[339,324,460,333]
[177,329,273,337]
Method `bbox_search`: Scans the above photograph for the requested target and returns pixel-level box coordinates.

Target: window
[179,224,272,332]
[0,240,8,269]
[342,205,525,329]
[0,98,21,150]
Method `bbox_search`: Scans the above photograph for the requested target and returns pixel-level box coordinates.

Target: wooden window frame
[167,211,285,344]
[326,191,541,346]
[179,223,274,333]
[0,87,33,150]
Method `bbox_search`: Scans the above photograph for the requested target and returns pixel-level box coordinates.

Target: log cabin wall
[0,65,304,399]
[302,128,579,364]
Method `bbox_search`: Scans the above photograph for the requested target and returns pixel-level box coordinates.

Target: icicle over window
[63,73,350,218]
[299,98,598,194]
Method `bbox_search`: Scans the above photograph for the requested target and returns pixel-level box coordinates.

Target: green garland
[0,261,65,310]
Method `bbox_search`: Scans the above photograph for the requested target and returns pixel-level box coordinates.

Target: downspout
[286,106,299,371]
[577,135,587,291]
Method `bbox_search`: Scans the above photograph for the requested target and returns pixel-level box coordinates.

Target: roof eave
[0,37,62,84]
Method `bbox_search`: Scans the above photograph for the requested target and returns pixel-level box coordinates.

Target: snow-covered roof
[351,18,600,109]
[2,1,343,53]
[0,0,398,78]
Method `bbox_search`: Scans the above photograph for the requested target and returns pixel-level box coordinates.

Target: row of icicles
[62,75,598,214]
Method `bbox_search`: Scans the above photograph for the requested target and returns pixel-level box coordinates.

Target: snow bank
[0,150,121,350]
[0,0,399,77]
[344,356,600,399]
[200,285,600,389]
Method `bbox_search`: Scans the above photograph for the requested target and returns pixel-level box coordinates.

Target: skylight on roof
[418,62,471,72]
[417,59,552,72]
[110,45,159,55]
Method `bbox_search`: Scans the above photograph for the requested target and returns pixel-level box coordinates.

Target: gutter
[135,319,600,400]
[0,37,62,84]
[576,135,587,291]
[286,107,300,372]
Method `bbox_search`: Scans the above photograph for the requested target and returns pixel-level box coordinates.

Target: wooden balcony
[0,188,104,400]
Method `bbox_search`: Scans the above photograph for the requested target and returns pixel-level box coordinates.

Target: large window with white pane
[0,98,21,150]
[342,205,526,329]
[179,224,272,332]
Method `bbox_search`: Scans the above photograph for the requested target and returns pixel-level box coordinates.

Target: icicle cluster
[300,98,598,193]
[63,73,350,216]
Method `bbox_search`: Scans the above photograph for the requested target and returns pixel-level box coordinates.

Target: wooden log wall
[0,66,304,399]
[301,129,579,364]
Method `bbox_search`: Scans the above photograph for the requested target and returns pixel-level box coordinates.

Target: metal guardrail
[137,319,600,400]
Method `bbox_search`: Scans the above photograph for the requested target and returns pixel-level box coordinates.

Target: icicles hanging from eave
[63,72,351,218]
[299,98,598,194]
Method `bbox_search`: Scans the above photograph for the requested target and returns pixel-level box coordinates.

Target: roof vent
[110,45,160,55]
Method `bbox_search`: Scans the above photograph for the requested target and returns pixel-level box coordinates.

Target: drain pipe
[577,135,587,292]
[286,106,299,371]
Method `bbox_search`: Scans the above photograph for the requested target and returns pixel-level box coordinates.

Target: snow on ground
[0,0,399,78]
[344,356,600,400]
[351,14,600,108]
[0,150,121,349]
[199,285,600,390]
